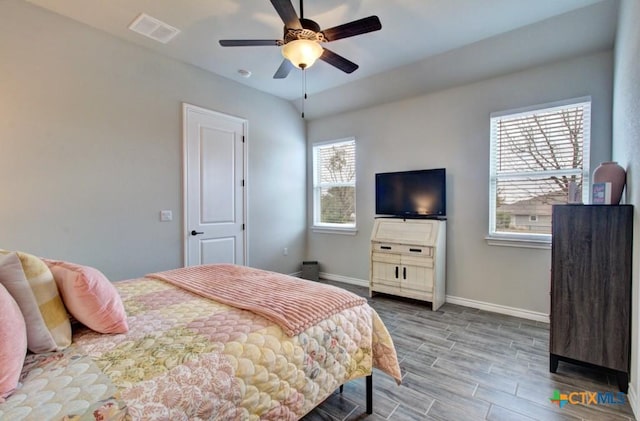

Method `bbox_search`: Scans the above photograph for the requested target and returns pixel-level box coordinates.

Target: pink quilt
[147,264,367,336]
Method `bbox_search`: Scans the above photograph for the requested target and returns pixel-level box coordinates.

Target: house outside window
[488,97,591,247]
[312,138,356,234]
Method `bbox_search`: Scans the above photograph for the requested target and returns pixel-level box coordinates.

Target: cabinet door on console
[401,255,434,293]
[371,252,401,290]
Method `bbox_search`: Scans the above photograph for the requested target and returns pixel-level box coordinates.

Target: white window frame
[487,97,591,248]
[311,137,357,235]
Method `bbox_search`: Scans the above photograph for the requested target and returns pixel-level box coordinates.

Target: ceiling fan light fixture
[282,39,323,69]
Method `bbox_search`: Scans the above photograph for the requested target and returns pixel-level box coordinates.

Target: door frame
[182,102,248,267]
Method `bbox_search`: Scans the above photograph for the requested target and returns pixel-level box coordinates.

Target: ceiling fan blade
[273,59,294,79]
[321,16,382,42]
[270,0,302,29]
[320,48,358,74]
[219,39,280,47]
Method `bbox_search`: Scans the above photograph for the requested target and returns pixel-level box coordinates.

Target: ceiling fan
[219,0,382,79]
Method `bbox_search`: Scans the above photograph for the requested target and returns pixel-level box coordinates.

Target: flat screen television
[375,168,446,218]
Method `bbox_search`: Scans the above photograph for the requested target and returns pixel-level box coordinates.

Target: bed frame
[339,374,373,414]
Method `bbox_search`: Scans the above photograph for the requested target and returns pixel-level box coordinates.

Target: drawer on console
[399,245,433,256]
[372,243,399,253]
[402,255,434,268]
[373,243,433,257]
[371,251,400,264]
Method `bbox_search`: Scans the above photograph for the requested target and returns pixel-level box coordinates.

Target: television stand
[369,218,446,310]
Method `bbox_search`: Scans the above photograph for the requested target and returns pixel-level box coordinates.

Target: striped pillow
[0,251,71,353]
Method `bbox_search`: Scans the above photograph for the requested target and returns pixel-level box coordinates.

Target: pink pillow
[0,282,28,402]
[45,260,128,334]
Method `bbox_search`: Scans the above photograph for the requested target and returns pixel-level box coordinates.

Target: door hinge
[241,179,245,187]
[242,224,245,230]
[242,136,245,143]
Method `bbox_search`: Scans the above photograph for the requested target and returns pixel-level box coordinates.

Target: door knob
[191,230,204,236]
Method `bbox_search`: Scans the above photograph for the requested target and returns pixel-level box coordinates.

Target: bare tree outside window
[490,99,591,238]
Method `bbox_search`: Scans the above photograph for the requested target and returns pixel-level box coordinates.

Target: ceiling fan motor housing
[283,18,326,44]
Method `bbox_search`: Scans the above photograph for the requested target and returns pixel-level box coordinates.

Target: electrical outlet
[283,247,288,256]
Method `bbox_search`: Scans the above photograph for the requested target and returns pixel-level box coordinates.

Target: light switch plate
[160,210,173,221]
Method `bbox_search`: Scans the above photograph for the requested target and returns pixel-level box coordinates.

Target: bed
[0,262,401,420]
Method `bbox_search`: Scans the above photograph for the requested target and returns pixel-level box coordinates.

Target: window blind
[489,98,591,237]
[313,139,356,226]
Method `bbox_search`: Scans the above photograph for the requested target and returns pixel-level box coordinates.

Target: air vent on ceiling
[128,13,180,44]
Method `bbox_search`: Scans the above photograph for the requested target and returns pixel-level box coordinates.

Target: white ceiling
[25,0,618,118]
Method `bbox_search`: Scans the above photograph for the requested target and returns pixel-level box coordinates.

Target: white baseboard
[445,295,549,323]
[319,272,550,323]
[628,382,638,420]
[319,272,368,287]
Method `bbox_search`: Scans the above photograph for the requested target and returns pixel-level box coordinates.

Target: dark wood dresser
[550,204,633,392]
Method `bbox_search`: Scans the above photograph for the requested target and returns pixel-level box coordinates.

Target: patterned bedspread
[0,276,401,420]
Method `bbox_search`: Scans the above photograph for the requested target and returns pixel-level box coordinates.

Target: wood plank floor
[302,281,636,421]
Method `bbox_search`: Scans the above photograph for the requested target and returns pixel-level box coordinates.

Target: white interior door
[183,103,246,266]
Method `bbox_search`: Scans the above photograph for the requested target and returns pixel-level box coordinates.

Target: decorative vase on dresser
[549,204,633,393]
[593,161,626,204]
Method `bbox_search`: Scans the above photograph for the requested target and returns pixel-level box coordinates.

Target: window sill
[311,226,358,235]
[485,234,551,249]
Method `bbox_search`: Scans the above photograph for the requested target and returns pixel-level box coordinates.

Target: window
[312,138,356,233]
[488,97,591,247]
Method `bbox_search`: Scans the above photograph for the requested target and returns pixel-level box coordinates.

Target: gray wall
[612,0,640,412]
[307,51,613,315]
[0,1,307,281]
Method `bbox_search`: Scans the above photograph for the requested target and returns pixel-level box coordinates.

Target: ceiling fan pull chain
[301,68,306,118]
